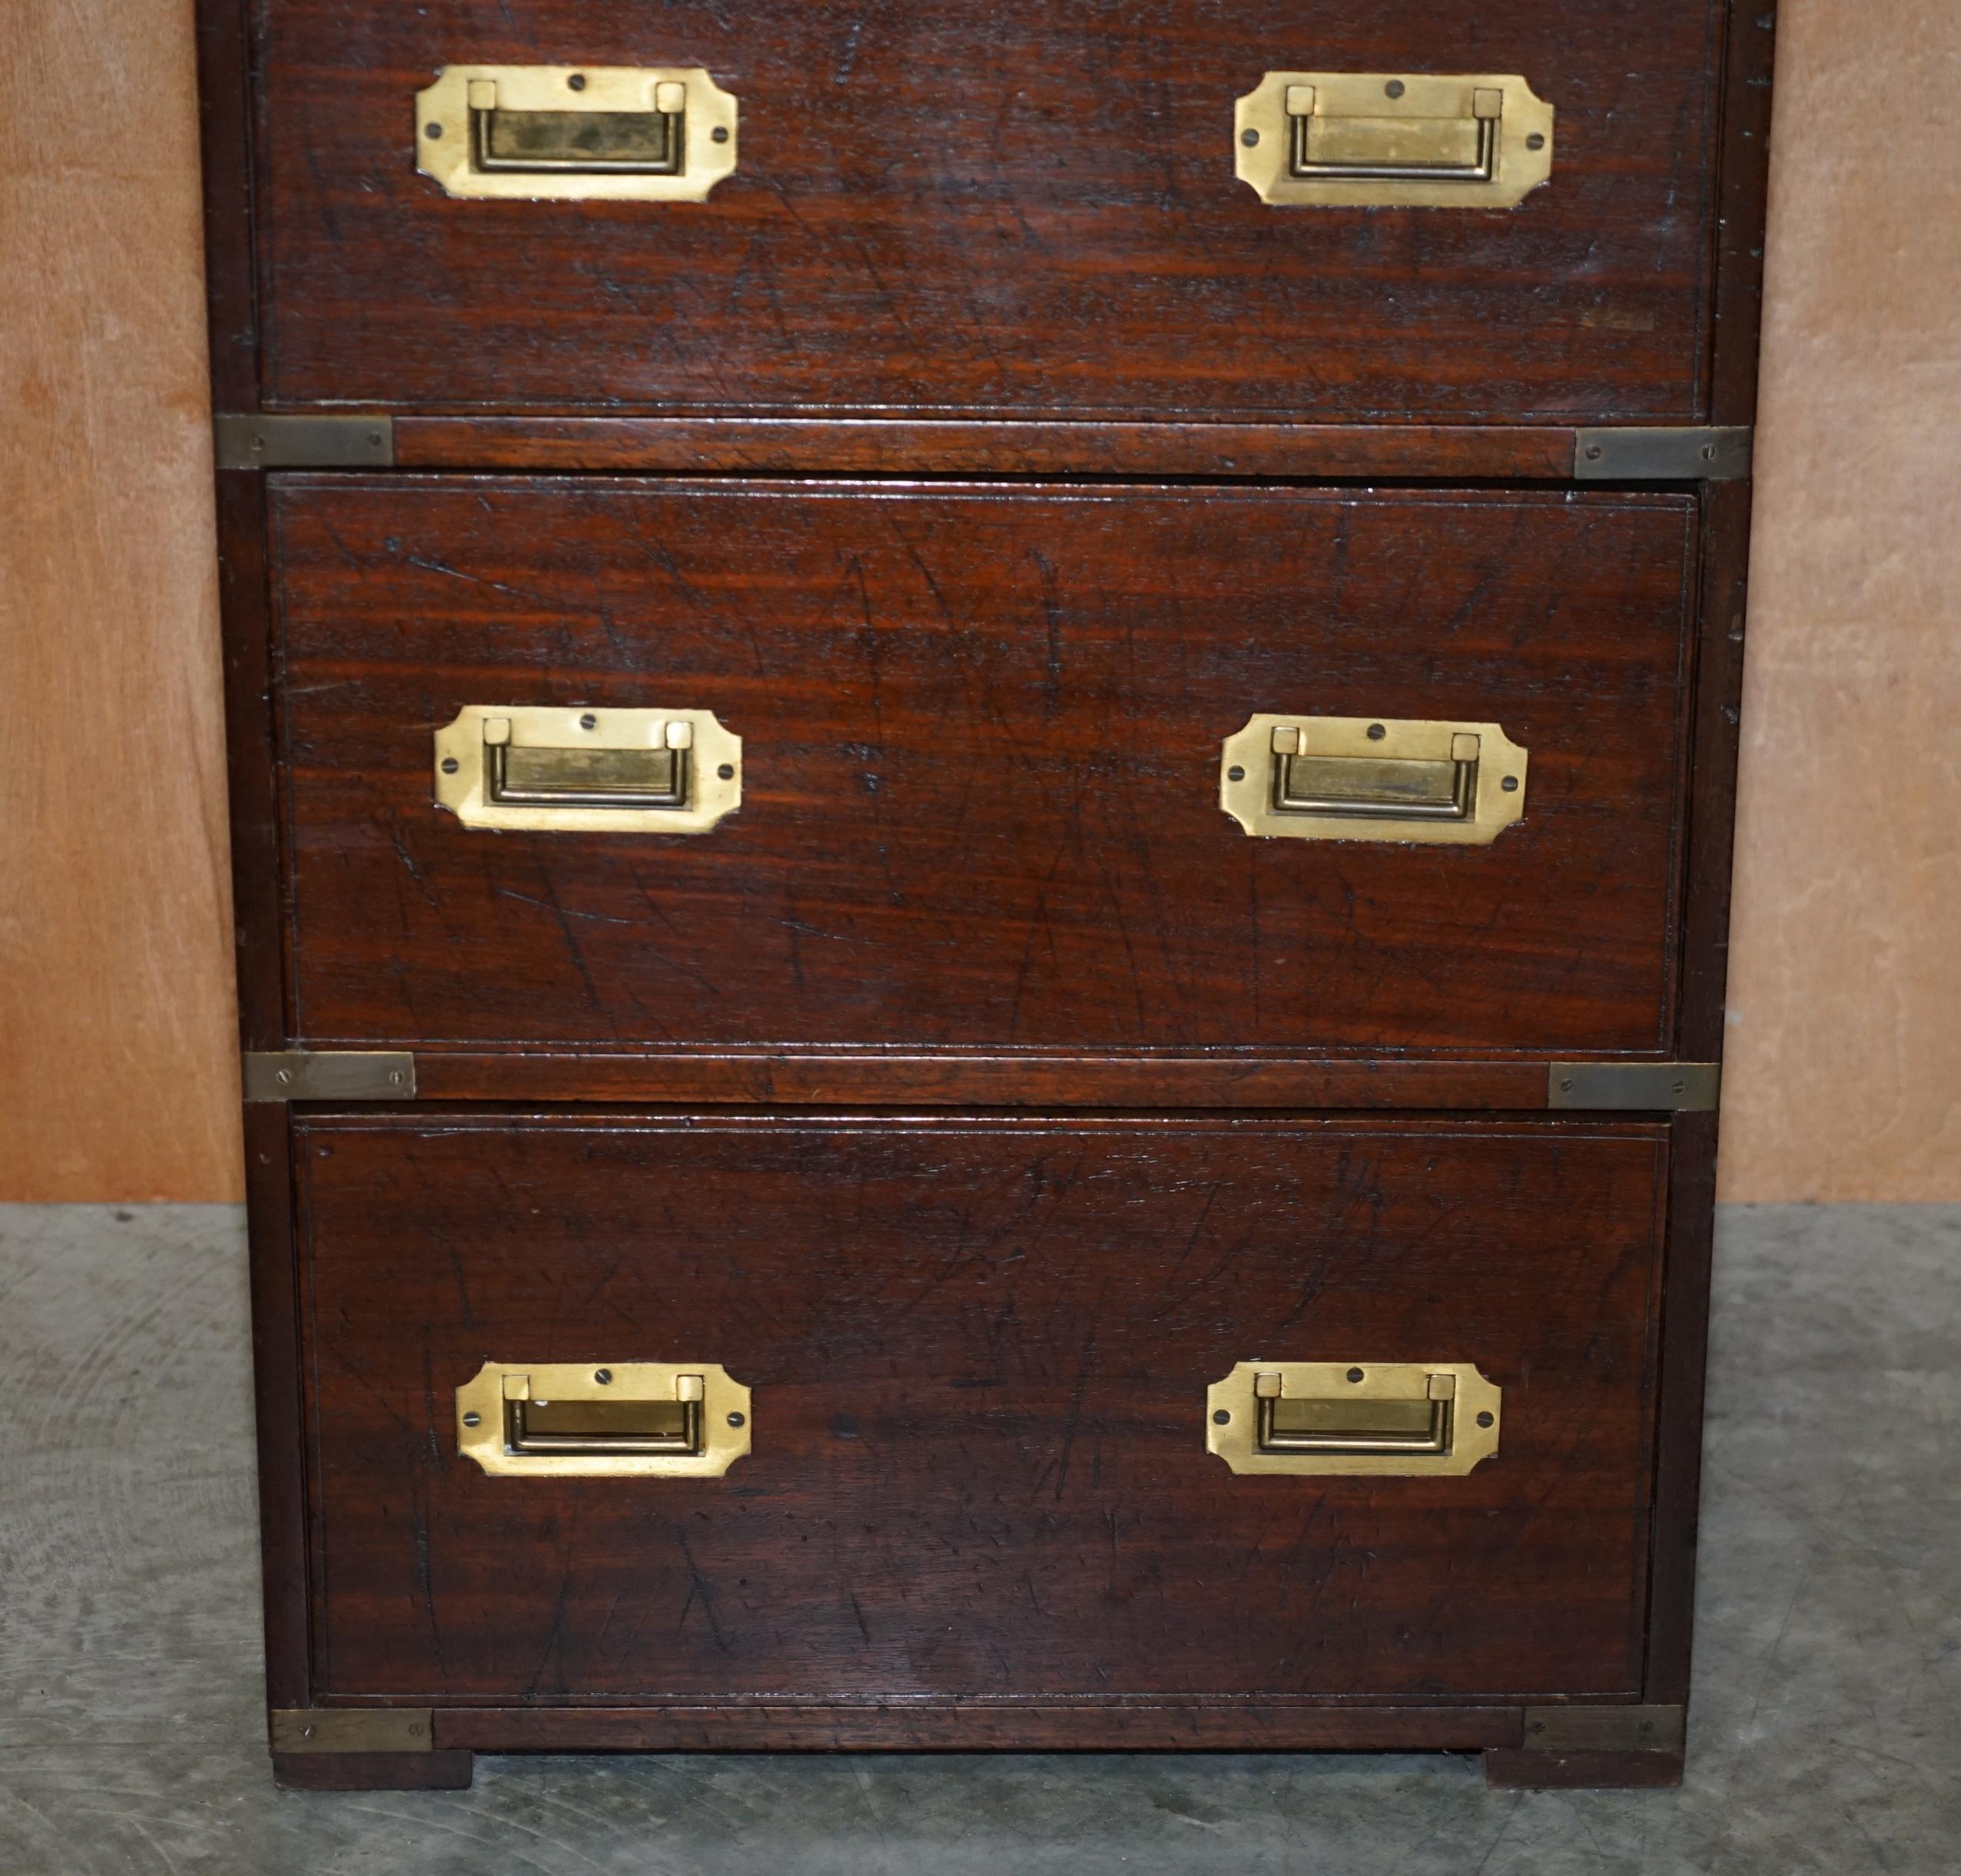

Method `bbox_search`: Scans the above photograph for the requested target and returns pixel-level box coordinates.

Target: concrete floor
[1,1204,1956,1874]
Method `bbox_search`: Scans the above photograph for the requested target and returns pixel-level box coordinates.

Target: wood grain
[434,1705,1525,1754]
[393,419,1581,480]
[296,1112,1667,1706]
[255,0,1724,420]
[270,479,1697,1058]
[1719,0,1961,1201]
[0,0,239,1201]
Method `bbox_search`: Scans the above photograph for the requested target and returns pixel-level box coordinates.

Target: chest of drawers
[198,0,1774,1791]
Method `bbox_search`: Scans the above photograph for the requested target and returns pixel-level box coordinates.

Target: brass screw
[594,1368,613,1385]
[1346,1367,1365,1384]
[1477,1411,1495,1428]
[462,1412,481,1427]
[1213,1410,1231,1425]
[1385,80,1406,99]
[1527,133,1546,151]
[579,712,598,730]
[567,73,587,91]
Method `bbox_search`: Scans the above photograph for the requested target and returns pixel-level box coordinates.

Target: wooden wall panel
[1718,0,1961,1201]
[0,0,1954,1202]
[0,0,241,1199]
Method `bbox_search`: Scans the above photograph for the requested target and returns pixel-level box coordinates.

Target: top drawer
[251,1,1729,419]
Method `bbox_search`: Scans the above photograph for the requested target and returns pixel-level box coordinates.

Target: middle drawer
[271,477,1696,1057]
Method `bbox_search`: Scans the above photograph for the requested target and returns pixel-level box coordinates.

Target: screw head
[1501,775,1519,792]
[712,126,731,144]
[717,762,735,780]
[1366,723,1386,741]
[567,72,587,91]
[462,1411,481,1427]
[424,121,443,139]
[1527,132,1546,151]
[1213,1409,1231,1425]
[1586,445,1604,461]
[1346,1367,1365,1384]
[727,1411,745,1428]
[1241,128,1259,147]
[441,757,460,774]
[1226,764,1246,782]
[1385,79,1406,99]
[1477,1411,1495,1428]
[579,712,598,730]
[594,1368,612,1385]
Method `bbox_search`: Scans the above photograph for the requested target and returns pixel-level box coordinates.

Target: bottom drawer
[295,1113,1667,1705]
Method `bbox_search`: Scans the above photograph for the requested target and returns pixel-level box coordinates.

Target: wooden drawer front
[298,1114,1665,1702]
[256,2,1723,419]
[274,479,1694,1057]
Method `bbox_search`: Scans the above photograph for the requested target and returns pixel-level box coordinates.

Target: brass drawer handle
[1207,1361,1501,1477]
[456,1361,752,1477]
[434,705,742,834]
[416,65,738,201]
[1219,713,1527,846]
[1235,72,1554,209]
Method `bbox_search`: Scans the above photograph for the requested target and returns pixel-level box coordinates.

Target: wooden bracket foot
[273,1749,474,1791]
[1485,1745,1684,1788]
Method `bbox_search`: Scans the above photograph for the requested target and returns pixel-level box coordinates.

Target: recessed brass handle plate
[1235,73,1553,208]
[416,66,738,202]
[1206,1361,1501,1477]
[1219,713,1527,846]
[456,1361,752,1477]
[434,705,742,834]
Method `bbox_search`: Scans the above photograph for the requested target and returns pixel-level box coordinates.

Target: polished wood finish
[244,1102,310,1711]
[194,0,1781,1792]
[437,1704,1524,1754]
[297,1114,1666,1705]
[394,419,1581,481]
[272,479,1696,1058]
[405,1053,1556,1109]
[254,0,1728,420]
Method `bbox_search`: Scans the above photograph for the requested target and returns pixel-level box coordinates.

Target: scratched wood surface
[297,1113,1667,1703]
[270,479,1697,1056]
[253,0,1724,419]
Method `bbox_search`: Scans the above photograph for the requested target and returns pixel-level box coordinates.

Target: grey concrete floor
[1,1202,1956,1874]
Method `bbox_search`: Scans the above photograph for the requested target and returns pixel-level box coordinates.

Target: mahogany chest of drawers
[197,0,1775,1791]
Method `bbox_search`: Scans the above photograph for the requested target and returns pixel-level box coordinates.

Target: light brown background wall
[2,2,1955,1202]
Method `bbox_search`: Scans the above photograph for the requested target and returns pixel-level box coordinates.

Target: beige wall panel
[1718,0,1961,1201]
[0,0,1954,1201]
[0,0,242,1199]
